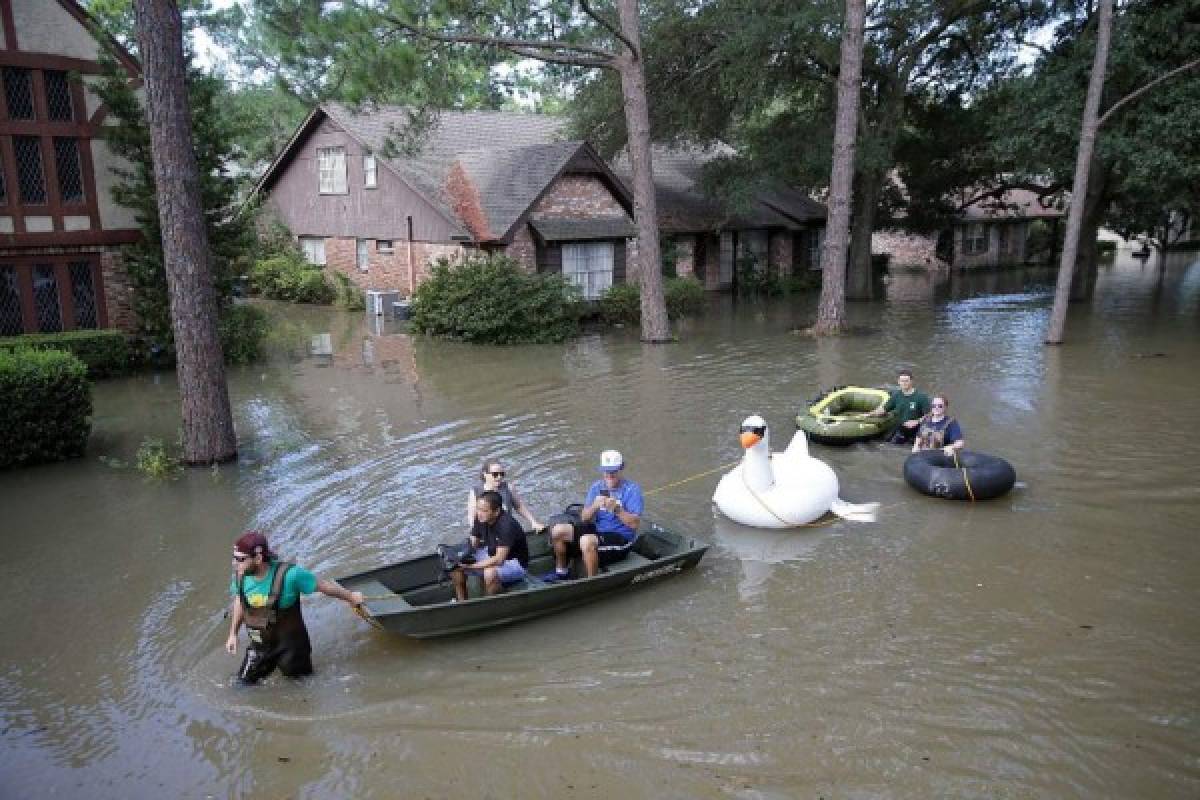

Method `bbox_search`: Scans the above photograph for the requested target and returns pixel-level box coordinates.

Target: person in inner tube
[912,395,965,457]
[546,449,643,581]
[225,531,363,685]
[870,369,931,444]
[450,490,531,601]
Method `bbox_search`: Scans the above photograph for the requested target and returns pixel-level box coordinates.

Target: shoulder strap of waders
[267,562,293,611]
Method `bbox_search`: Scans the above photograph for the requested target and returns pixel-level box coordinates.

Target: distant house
[0,0,141,336]
[874,187,1066,270]
[255,105,827,297]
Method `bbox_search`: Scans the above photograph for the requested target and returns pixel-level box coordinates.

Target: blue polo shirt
[584,478,644,542]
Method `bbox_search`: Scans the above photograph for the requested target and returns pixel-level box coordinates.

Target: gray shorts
[467,548,526,584]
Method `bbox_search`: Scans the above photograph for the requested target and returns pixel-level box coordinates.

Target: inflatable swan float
[712,415,879,528]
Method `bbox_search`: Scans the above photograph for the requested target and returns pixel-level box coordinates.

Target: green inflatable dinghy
[796,386,897,445]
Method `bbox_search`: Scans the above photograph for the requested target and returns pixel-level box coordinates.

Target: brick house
[874,187,1066,270]
[0,0,140,336]
[255,105,827,297]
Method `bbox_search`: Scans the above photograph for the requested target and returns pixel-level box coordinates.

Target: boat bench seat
[355,579,404,605]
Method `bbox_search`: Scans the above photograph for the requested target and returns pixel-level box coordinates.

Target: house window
[54,138,85,204]
[808,229,824,268]
[33,264,62,333]
[14,136,47,204]
[964,223,988,255]
[562,241,614,300]
[0,264,22,336]
[739,230,769,270]
[363,153,377,188]
[45,71,74,121]
[3,68,34,120]
[68,261,98,329]
[377,239,394,253]
[299,236,326,265]
[356,238,369,272]
[317,146,347,194]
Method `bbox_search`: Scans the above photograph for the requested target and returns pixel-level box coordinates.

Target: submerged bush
[665,277,706,317]
[599,277,707,324]
[0,348,92,468]
[410,255,582,344]
[330,270,366,311]
[135,437,182,480]
[219,304,271,365]
[250,253,335,304]
[0,329,131,378]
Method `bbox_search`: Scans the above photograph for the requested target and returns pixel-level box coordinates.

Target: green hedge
[410,255,582,343]
[219,304,271,365]
[0,329,130,378]
[599,277,707,324]
[250,253,335,304]
[0,348,92,468]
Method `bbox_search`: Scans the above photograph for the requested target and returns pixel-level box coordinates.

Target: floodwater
[2,253,1198,799]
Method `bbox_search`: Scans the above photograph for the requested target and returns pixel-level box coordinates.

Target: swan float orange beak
[740,430,762,449]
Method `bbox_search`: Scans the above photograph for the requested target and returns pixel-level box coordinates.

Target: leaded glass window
[67,261,98,329]
[54,138,85,204]
[3,68,34,120]
[14,136,47,204]
[0,265,23,335]
[45,70,74,121]
[562,241,614,300]
[33,264,62,333]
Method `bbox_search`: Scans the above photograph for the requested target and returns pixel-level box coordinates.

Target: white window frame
[808,229,824,269]
[356,238,369,272]
[377,239,394,253]
[317,146,347,194]
[299,236,326,266]
[363,153,377,189]
[964,223,988,256]
[562,241,614,300]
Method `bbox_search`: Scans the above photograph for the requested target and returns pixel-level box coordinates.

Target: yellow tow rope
[740,466,839,528]
[952,450,976,502]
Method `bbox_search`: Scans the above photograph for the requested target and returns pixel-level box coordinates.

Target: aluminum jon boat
[338,523,709,638]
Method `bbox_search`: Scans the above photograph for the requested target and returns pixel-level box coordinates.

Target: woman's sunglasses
[489,471,506,477]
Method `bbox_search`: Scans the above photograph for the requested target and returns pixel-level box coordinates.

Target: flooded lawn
[2,253,1199,798]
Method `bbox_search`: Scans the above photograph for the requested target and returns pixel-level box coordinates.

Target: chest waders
[237,562,314,684]
[915,416,956,451]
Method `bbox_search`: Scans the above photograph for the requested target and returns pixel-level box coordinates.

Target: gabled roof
[56,0,142,76]
[254,105,825,240]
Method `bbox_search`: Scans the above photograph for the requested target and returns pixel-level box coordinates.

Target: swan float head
[739,415,768,450]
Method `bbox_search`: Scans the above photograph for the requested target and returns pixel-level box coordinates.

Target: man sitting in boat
[546,450,644,581]
[912,395,965,457]
[450,490,531,601]
[870,369,930,444]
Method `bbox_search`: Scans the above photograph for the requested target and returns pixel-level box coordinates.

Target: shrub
[599,283,641,325]
[0,329,130,378]
[781,271,822,294]
[135,437,182,480]
[330,270,366,311]
[219,304,271,365]
[664,277,706,317]
[0,348,92,469]
[735,255,780,296]
[250,253,335,304]
[410,255,582,343]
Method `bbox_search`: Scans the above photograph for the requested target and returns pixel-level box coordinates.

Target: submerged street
[2,254,1198,798]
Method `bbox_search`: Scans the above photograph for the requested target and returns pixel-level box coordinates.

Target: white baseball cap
[599,449,624,472]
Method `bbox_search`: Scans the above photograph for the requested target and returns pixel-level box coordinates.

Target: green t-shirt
[885,388,931,426]
[230,562,318,610]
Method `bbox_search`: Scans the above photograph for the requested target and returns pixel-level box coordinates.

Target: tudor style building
[0,0,140,337]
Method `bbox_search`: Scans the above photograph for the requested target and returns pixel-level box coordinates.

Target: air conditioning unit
[365,289,401,316]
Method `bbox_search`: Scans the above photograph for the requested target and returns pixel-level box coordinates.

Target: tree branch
[1097,57,1200,127]
[578,0,638,59]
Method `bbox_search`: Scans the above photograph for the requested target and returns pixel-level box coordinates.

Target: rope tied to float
[952,450,976,503]
[740,468,838,529]
[643,461,739,497]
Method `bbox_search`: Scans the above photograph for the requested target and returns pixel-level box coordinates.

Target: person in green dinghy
[870,369,931,445]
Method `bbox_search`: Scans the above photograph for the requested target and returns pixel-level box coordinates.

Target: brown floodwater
[2,253,1198,799]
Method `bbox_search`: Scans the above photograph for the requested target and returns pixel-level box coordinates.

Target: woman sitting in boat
[466,458,541,532]
[912,395,965,457]
[451,490,530,601]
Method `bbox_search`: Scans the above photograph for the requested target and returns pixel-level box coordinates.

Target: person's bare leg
[451,568,468,602]
[484,567,503,595]
[551,523,573,572]
[580,534,599,577]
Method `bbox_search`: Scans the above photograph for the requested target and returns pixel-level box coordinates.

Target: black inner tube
[903,450,1016,501]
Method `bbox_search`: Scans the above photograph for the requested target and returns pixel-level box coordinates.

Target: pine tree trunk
[812,0,866,336]
[133,0,237,463]
[1046,0,1114,345]
[846,171,881,301]
[615,0,670,343]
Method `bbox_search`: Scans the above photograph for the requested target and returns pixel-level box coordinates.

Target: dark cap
[233,530,272,560]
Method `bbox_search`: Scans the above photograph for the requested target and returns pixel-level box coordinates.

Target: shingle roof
[960,187,1066,220]
[530,217,639,241]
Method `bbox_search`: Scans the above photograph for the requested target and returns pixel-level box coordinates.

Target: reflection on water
[2,256,1200,798]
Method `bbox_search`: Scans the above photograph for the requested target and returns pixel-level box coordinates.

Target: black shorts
[566,521,635,566]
